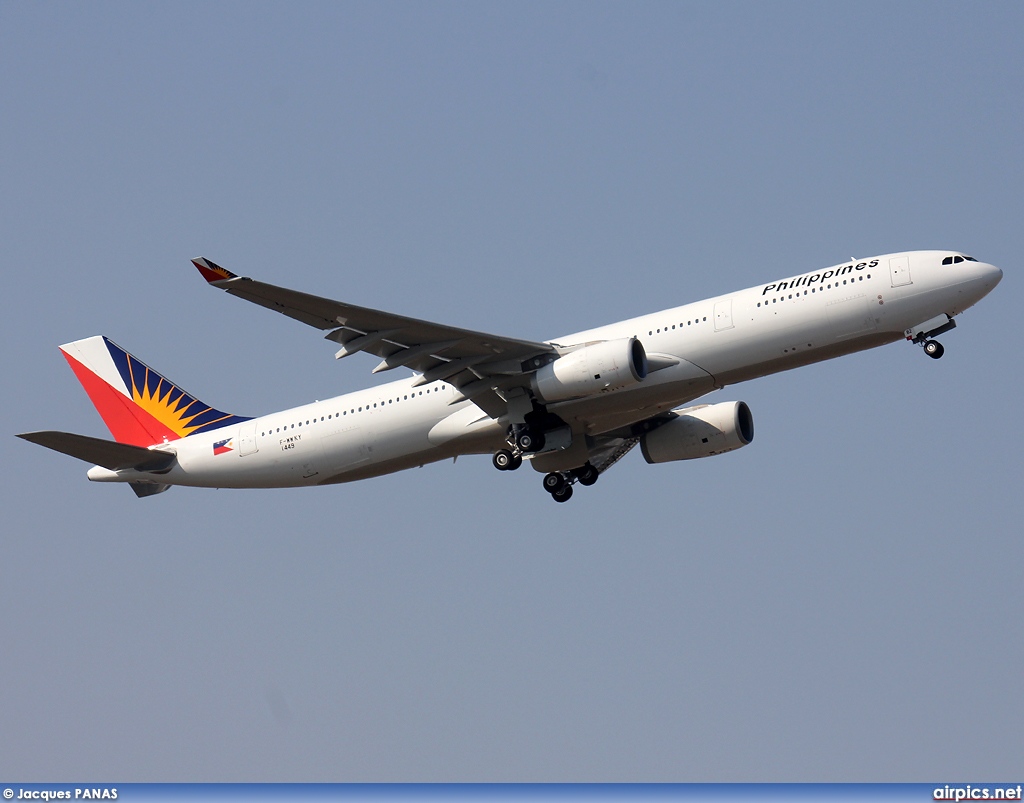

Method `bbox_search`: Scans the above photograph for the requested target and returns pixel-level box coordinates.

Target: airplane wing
[194,258,554,417]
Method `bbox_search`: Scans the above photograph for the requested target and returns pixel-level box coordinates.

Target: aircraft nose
[984,262,1004,288]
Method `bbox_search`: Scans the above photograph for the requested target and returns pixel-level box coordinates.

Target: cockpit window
[964,255,977,261]
[942,254,978,265]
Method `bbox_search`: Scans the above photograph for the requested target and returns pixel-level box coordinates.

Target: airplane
[17,250,1002,502]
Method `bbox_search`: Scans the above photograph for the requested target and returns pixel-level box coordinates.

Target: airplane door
[713,299,734,331]
[889,256,912,287]
[238,421,258,456]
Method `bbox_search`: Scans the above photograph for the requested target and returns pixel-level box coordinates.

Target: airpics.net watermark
[934,786,1023,801]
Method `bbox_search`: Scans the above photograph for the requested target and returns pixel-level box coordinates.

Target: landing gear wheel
[492,449,515,471]
[543,472,567,493]
[551,485,573,503]
[575,463,599,487]
[924,340,944,359]
[508,453,522,471]
[517,428,545,453]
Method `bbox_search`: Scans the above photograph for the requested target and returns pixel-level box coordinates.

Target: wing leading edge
[193,258,555,416]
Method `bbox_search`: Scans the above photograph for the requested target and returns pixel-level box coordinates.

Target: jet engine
[640,401,754,463]
[531,338,648,403]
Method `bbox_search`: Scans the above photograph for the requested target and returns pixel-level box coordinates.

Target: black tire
[508,453,523,471]
[576,463,599,486]
[924,340,944,359]
[517,429,545,453]
[551,485,573,503]
[543,472,566,493]
[492,449,514,471]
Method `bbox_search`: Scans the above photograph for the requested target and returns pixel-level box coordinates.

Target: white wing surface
[194,258,555,416]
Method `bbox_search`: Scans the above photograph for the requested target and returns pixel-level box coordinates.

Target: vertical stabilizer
[59,336,249,447]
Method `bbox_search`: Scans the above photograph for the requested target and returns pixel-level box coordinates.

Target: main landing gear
[542,462,599,504]
[492,449,522,471]
[491,425,545,473]
[491,428,600,503]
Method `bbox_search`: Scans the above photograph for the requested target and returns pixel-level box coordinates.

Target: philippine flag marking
[213,438,234,455]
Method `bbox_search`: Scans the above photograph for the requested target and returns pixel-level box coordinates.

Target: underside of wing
[584,433,640,476]
[574,408,680,477]
[194,258,555,416]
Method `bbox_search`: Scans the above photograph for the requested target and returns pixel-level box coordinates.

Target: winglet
[192,257,238,284]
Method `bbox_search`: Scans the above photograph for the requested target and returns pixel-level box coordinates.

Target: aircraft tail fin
[58,336,250,447]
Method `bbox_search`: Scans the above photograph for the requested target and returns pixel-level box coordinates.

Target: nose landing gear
[906,314,955,360]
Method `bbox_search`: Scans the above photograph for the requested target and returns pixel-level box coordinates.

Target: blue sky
[1,1,1021,780]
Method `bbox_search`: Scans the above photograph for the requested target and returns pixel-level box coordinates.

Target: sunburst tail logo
[58,335,251,447]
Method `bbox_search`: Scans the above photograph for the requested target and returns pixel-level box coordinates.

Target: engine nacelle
[532,338,648,403]
[640,401,754,464]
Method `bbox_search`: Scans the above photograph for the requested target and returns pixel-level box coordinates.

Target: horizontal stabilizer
[17,431,177,472]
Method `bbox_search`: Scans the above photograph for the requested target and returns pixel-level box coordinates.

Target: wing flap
[587,436,640,475]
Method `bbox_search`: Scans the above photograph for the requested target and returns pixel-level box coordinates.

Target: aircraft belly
[318,447,459,485]
[712,330,902,386]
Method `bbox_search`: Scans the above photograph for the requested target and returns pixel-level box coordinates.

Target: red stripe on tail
[62,352,180,447]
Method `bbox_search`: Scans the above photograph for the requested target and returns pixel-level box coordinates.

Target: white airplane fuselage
[86,250,1003,490]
